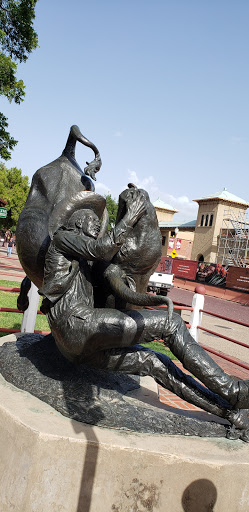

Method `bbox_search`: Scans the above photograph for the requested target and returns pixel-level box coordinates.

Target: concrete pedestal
[0,336,249,511]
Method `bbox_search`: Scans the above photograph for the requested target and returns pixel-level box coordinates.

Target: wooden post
[21,282,39,333]
[189,285,206,342]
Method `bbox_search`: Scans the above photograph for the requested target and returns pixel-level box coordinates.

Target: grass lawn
[0,280,177,359]
[141,340,176,359]
[0,280,49,337]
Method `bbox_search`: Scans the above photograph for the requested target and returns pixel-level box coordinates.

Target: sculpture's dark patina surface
[16,125,104,288]
[14,126,249,441]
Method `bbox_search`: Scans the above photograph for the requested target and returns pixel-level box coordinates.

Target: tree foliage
[105,194,118,230]
[0,0,38,159]
[0,112,17,158]
[0,162,29,230]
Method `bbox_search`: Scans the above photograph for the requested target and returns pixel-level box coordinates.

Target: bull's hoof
[17,294,29,312]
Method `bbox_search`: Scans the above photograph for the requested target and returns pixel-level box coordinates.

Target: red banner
[226,266,249,291]
[172,259,199,280]
[155,257,173,274]
[196,263,228,287]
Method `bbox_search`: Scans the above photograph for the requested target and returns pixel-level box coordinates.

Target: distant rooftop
[194,188,249,207]
[159,219,196,229]
[153,198,178,212]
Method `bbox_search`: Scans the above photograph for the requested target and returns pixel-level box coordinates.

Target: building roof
[159,219,196,229]
[193,188,249,207]
[153,198,178,212]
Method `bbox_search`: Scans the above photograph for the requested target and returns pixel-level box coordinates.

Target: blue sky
[2,0,249,221]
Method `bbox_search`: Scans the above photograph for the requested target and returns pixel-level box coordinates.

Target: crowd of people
[0,229,16,257]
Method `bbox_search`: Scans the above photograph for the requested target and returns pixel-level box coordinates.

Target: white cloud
[127,169,160,193]
[95,182,112,195]
[114,131,122,137]
[127,169,197,220]
[127,169,139,184]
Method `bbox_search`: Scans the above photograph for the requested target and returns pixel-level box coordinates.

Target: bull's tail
[104,264,173,322]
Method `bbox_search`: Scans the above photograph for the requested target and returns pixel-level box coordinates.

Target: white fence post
[189,285,206,342]
[20,282,40,333]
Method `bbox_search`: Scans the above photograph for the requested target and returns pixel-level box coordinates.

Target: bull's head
[95,184,173,321]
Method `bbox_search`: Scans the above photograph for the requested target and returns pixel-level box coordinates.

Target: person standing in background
[7,237,13,257]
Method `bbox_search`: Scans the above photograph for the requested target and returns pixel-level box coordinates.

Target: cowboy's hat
[48,191,107,238]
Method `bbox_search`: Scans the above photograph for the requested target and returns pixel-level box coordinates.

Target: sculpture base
[0,333,230,437]
[0,336,249,511]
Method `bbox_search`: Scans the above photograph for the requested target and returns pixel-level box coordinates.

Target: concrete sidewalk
[169,286,249,366]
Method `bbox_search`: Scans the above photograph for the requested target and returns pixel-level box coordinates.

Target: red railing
[0,284,50,335]
[1,280,249,372]
[0,263,23,271]
[199,308,249,328]
[146,294,249,373]
[196,307,249,371]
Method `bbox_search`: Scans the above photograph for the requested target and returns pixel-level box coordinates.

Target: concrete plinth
[0,336,249,511]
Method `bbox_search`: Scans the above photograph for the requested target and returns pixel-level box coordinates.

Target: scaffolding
[216,208,249,267]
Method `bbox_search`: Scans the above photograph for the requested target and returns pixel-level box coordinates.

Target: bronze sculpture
[16,125,104,288]
[15,126,249,441]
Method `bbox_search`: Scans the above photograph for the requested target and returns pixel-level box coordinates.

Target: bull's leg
[17,276,31,312]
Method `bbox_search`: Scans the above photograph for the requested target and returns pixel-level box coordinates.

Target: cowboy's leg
[84,309,249,436]
[85,344,232,419]
[50,304,231,416]
[162,312,249,410]
[51,305,249,413]
[118,309,248,411]
[73,307,241,418]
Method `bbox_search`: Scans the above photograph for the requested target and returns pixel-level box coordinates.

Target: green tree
[0,0,38,159]
[0,162,29,230]
[105,194,118,230]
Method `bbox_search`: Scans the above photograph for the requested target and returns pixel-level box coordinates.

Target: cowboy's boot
[163,313,249,410]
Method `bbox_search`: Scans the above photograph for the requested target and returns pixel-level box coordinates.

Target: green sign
[0,207,7,218]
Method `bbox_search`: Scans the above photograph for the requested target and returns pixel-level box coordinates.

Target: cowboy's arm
[53,228,126,262]
[53,190,146,261]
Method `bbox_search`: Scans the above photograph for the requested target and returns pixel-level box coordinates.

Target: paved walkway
[0,246,24,282]
[1,246,249,414]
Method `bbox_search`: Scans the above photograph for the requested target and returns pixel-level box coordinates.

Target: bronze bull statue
[16,127,172,315]
[16,125,103,289]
